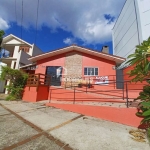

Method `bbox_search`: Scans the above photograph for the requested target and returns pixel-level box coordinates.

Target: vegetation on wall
[0,66,28,100]
[127,37,150,139]
[0,30,5,50]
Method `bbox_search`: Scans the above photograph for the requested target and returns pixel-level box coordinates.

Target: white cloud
[63,38,75,45]
[0,17,9,30]
[0,0,125,44]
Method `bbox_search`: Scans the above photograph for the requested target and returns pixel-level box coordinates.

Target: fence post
[73,87,75,104]
[122,81,124,100]
[49,89,51,103]
[126,82,129,108]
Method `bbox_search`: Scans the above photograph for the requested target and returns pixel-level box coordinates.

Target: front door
[46,66,62,86]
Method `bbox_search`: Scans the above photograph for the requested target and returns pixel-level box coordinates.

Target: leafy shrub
[5,95,17,101]
[127,37,150,131]
[0,66,28,100]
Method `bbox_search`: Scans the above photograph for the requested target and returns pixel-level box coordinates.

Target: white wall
[112,0,150,59]
[136,0,150,41]
[27,46,33,56]
[13,46,19,58]
[0,63,7,93]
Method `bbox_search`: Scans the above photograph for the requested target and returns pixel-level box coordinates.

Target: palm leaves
[126,37,150,83]
[126,37,150,129]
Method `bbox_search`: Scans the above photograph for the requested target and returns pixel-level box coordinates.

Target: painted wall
[112,0,150,59]
[35,53,65,74]
[35,50,116,90]
[82,53,115,76]
[112,0,139,58]
[82,53,116,90]
[6,39,21,45]
[13,46,19,58]
[0,63,7,93]
[135,0,150,42]
[123,65,147,90]
[22,86,49,102]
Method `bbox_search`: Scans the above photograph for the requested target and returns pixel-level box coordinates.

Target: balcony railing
[26,73,51,87]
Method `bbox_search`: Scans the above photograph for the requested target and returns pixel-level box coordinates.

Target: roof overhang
[19,63,36,69]
[2,34,32,47]
[29,45,125,64]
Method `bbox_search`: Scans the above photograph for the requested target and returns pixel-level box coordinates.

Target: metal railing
[48,79,146,108]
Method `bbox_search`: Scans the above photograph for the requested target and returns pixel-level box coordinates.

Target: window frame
[84,67,99,76]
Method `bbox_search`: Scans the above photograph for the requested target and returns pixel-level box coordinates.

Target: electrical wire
[21,0,23,42]
[15,0,17,34]
[35,0,40,45]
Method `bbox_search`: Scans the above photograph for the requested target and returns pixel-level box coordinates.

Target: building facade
[112,0,150,59]
[27,45,125,91]
[0,34,43,69]
[0,34,43,93]
[0,62,7,92]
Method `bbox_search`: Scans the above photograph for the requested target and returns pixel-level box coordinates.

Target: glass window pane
[84,68,87,75]
[88,68,94,75]
[91,68,94,75]
[95,68,98,75]
[87,68,90,75]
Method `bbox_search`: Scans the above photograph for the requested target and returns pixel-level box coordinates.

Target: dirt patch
[0,93,8,100]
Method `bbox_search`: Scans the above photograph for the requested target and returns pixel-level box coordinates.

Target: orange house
[22,45,125,102]
[30,45,125,87]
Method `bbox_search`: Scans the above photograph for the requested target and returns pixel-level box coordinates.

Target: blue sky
[0,0,126,54]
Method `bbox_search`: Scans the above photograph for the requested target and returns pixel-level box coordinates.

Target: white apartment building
[0,34,43,93]
[112,0,150,59]
[0,62,7,93]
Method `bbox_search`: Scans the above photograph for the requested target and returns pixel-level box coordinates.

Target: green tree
[0,30,5,50]
[127,37,150,82]
[127,37,150,137]
[0,66,28,100]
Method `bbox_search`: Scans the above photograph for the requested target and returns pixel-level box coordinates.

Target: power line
[21,0,23,42]
[15,0,17,34]
[35,0,40,45]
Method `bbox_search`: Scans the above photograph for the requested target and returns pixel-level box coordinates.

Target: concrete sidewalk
[0,100,149,150]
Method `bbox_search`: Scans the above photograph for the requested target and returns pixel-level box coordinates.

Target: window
[19,46,30,53]
[84,67,98,76]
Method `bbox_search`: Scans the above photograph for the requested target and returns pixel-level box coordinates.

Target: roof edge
[3,34,33,47]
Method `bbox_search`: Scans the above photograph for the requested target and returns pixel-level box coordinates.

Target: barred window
[84,67,98,76]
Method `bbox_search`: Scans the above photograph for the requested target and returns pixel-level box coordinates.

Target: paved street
[0,100,149,150]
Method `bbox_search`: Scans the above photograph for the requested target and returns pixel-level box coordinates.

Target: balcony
[0,48,16,67]
[0,45,31,67]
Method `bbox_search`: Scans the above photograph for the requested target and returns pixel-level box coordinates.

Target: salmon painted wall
[35,50,117,90]
[48,86,127,102]
[35,53,65,74]
[123,65,147,90]
[82,53,116,90]
[22,86,49,102]
[82,53,116,76]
